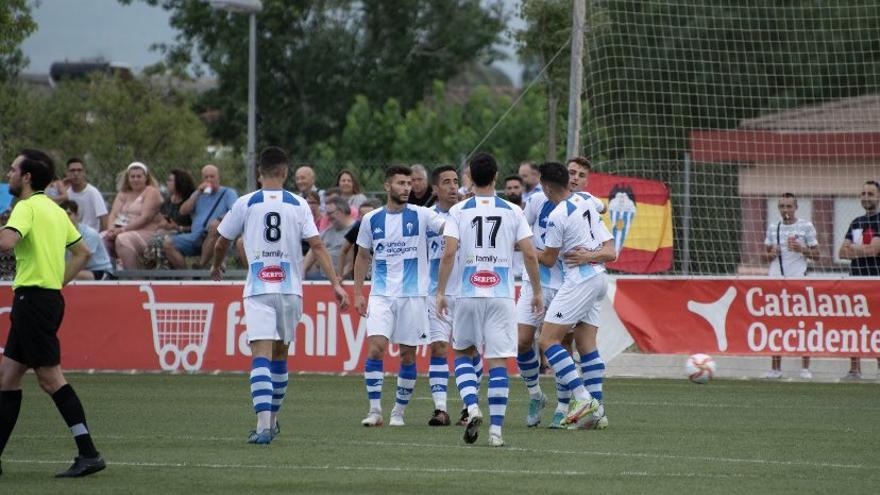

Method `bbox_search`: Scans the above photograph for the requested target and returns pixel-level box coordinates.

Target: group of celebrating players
[211,147,615,448]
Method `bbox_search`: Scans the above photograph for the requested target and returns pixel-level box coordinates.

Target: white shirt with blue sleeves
[543,192,613,284]
[217,189,317,298]
[356,204,444,297]
[444,195,532,299]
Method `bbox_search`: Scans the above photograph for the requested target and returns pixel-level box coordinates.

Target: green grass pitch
[1,373,878,494]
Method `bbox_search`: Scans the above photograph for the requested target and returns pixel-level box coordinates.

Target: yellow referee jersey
[4,192,82,290]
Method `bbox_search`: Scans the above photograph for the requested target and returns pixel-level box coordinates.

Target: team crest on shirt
[258,266,286,283]
[405,222,414,234]
[470,270,500,288]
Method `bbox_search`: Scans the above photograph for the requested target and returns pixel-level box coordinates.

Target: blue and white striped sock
[580,351,605,402]
[364,358,384,413]
[472,353,484,394]
[516,349,543,399]
[429,356,449,412]
[250,357,273,431]
[454,356,479,415]
[554,373,571,414]
[544,344,590,401]
[269,359,288,430]
[487,367,509,437]
[394,362,418,414]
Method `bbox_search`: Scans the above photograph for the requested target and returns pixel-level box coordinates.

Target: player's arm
[211,202,243,280]
[63,239,91,286]
[538,246,560,268]
[0,228,21,251]
[517,236,544,316]
[352,244,371,316]
[306,235,349,310]
[435,236,458,317]
[338,240,354,280]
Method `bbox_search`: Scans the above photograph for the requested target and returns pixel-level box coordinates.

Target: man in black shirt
[337,199,381,280]
[406,164,434,207]
[838,180,880,380]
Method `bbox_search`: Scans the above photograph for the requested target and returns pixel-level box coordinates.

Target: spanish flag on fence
[586,172,674,274]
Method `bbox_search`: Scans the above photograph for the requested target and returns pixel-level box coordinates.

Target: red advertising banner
[614,278,880,357]
[0,282,523,373]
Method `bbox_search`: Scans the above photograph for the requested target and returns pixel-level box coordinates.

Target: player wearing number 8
[436,153,544,447]
[211,147,348,445]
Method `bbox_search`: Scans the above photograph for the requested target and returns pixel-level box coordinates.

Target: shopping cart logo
[141,285,215,371]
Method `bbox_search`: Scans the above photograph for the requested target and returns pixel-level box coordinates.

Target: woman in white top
[102,162,163,269]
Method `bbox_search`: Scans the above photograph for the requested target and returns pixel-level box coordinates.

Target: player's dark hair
[258,146,289,178]
[66,157,84,168]
[504,175,523,185]
[19,148,56,191]
[468,153,497,187]
[539,162,568,189]
[431,165,457,185]
[385,165,412,181]
[865,180,880,190]
[567,156,592,171]
[779,192,797,206]
[59,199,78,214]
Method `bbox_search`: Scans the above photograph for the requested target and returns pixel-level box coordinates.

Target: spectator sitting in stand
[64,157,108,231]
[101,162,163,269]
[335,169,367,210]
[295,164,324,207]
[60,200,114,280]
[337,199,381,280]
[303,196,354,280]
[163,164,237,269]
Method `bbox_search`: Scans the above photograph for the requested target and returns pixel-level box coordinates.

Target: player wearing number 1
[436,153,544,447]
[537,162,616,428]
[211,147,348,444]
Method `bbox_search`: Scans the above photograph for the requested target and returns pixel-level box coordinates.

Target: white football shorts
[515,283,558,328]
[544,272,608,327]
[452,298,517,359]
[366,295,430,346]
[245,293,304,344]
[427,295,456,344]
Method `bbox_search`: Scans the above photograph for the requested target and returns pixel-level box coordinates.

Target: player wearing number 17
[537,162,616,428]
[211,147,348,445]
[436,153,544,447]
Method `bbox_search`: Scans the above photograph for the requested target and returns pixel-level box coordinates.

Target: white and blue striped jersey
[445,195,532,299]
[427,205,460,297]
[217,189,318,298]
[356,204,444,297]
[523,190,605,289]
[543,193,613,284]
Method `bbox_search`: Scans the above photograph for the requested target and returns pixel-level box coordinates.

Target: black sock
[51,384,98,458]
[0,389,23,458]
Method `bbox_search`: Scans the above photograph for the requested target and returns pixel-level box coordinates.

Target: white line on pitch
[344,440,867,471]
[3,458,759,479]
[12,435,868,471]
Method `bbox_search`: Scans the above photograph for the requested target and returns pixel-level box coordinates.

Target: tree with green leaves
[313,81,547,191]
[1,76,211,193]
[0,0,36,82]
[121,0,505,159]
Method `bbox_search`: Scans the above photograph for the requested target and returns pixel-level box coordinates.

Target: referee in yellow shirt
[0,149,105,478]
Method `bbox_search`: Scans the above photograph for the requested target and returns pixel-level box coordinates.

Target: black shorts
[3,287,65,368]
